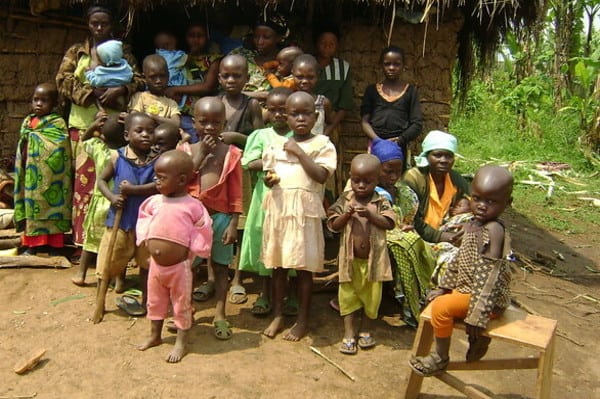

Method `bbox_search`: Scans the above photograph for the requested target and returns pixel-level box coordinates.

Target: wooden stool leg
[536,334,555,399]
[405,319,434,399]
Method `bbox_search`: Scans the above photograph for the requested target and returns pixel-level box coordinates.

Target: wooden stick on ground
[92,208,123,324]
[310,346,355,381]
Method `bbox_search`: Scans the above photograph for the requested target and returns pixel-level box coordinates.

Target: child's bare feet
[166,330,188,363]
[263,316,284,338]
[71,274,86,286]
[137,336,162,351]
[283,322,308,342]
[138,320,163,351]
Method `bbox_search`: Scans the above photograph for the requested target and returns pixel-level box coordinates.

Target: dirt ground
[1,207,599,399]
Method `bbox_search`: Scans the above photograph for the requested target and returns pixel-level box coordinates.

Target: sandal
[328,298,340,313]
[357,333,377,349]
[282,296,299,316]
[193,281,215,302]
[251,296,272,316]
[115,294,146,317]
[228,284,248,304]
[408,352,449,377]
[339,338,358,355]
[466,335,491,362]
[213,320,232,340]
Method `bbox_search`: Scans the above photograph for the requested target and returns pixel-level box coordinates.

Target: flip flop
[251,296,272,316]
[228,284,248,304]
[192,281,215,302]
[339,338,358,355]
[213,320,232,340]
[282,296,299,316]
[328,298,340,313]
[115,294,146,317]
[357,333,377,349]
[466,335,491,362]
[408,352,449,377]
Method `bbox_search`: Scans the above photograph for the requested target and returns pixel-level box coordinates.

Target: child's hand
[110,194,125,209]
[262,60,279,74]
[119,180,132,196]
[426,288,449,303]
[221,222,237,245]
[353,203,376,220]
[180,129,191,144]
[264,170,280,187]
[440,229,464,246]
[118,112,128,124]
[283,139,304,157]
[164,87,182,103]
[345,204,356,215]
[198,135,217,155]
[220,132,237,145]
[401,224,415,232]
[466,323,484,339]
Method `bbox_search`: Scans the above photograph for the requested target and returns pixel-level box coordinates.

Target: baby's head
[154,150,194,197]
[370,138,404,191]
[286,91,317,137]
[142,54,169,95]
[96,40,123,66]
[193,96,226,139]
[470,165,514,224]
[218,54,249,96]
[292,54,319,93]
[31,83,58,117]
[153,122,181,154]
[124,112,156,154]
[276,46,303,77]
[350,154,381,201]
[266,87,293,130]
[450,197,471,217]
[154,31,178,51]
[101,114,127,149]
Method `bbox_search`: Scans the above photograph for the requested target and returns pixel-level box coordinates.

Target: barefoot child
[409,165,514,376]
[129,55,181,127]
[239,87,293,315]
[72,113,127,286]
[14,83,72,256]
[94,112,158,321]
[192,97,242,340]
[263,46,303,89]
[136,150,212,363]
[327,154,395,354]
[261,91,337,341]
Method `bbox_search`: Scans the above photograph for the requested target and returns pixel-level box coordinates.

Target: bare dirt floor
[0,207,599,399]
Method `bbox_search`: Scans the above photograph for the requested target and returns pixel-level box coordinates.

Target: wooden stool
[405,303,557,399]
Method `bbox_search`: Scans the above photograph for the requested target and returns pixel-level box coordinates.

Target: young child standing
[409,165,514,376]
[261,91,337,341]
[93,112,158,322]
[292,54,333,136]
[129,54,181,127]
[191,97,243,340]
[263,46,303,89]
[360,45,423,162]
[327,154,395,354]
[71,113,126,286]
[239,87,293,315]
[136,150,212,363]
[154,31,188,107]
[14,83,72,255]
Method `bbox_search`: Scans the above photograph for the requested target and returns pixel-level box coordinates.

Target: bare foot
[71,275,86,286]
[263,316,284,338]
[283,322,308,342]
[166,342,186,363]
[137,337,162,351]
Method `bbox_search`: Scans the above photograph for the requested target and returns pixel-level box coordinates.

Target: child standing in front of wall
[136,150,212,363]
[261,91,337,341]
[327,154,396,354]
[409,165,514,376]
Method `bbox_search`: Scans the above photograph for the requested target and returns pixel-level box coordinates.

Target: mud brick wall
[0,16,86,160]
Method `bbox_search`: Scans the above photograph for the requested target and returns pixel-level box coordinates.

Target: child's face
[154,33,177,51]
[469,181,510,223]
[286,97,317,137]
[266,94,288,130]
[153,128,179,154]
[186,26,208,54]
[379,159,403,190]
[153,159,184,196]
[427,150,455,175]
[253,26,279,56]
[350,167,379,200]
[31,86,55,117]
[293,63,318,93]
[218,63,248,95]
[125,116,155,153]
[316,32,338,59]
[276,54,293,77]
[144,62,169,95]
[382,51,404,81]
[194,108,226,138]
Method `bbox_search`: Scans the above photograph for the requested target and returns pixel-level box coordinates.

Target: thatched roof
[26,0,546,98]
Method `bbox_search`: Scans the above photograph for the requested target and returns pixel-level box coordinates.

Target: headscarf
[96,40,123,66]
[256,9,289,38]
[371,137,404,163]
[414,130,458,167]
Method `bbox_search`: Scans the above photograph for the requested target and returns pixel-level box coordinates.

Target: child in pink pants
[136,150,212,363]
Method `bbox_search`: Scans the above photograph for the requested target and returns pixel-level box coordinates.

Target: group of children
[15,35,515,372]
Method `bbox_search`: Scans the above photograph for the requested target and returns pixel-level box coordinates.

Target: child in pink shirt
[136,150,212,363]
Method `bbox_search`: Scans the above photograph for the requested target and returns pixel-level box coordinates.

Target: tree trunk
[552,0,577,108]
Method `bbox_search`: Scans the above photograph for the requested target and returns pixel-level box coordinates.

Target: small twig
[521,281,549,293]
[0,393,37,399]
[556,331,584,347]
[565,310,591,321]
[310,346,355,381]
[127,318,137,330]
[568,294,600,304]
